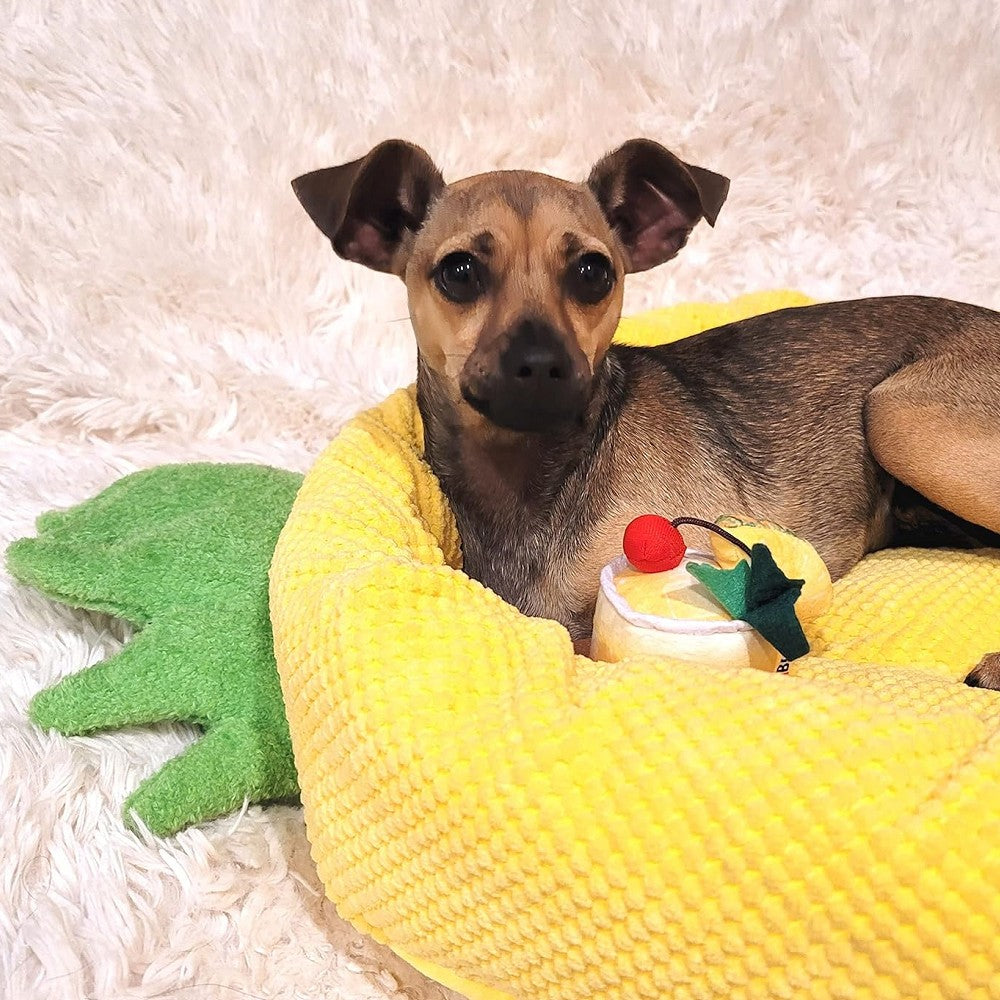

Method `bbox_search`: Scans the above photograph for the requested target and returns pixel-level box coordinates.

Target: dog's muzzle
[461,318,590,433]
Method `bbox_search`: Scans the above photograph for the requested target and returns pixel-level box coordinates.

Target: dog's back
[610,296,1000,576]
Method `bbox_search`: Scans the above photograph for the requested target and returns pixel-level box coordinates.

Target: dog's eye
[566,253,615,305]
[433,252,485,304]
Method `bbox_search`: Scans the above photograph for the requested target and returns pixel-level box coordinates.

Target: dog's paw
[964,653,1000,690]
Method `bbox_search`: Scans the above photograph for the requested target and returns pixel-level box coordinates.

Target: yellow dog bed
[270,292,1000,1000]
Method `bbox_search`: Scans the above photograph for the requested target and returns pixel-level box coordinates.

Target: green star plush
[5,463,302,837]
[688,543,810,660]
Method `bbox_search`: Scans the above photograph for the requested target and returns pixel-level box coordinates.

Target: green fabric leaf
[742,544,809,660]
[6,463,302,836]
[688,542,809,661]
[687,559,751,620]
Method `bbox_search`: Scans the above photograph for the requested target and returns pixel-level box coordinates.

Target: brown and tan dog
[292,139,1000,686]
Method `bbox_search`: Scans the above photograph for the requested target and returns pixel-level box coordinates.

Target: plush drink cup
[591,551,784,670]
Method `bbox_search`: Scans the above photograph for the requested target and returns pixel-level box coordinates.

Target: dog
[291,138,1000,687]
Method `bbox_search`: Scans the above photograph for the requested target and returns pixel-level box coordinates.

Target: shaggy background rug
[2,1,998,997]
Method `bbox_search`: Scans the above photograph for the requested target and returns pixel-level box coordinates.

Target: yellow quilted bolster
[270,292,1000,1000]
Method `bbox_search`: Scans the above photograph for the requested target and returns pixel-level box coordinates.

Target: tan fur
[292,140,1000,685]
[968,653,1000,689]
[540,388,745,615]
[866,331,1000,534]
[412,179,1000,674]
[407,172,625,384]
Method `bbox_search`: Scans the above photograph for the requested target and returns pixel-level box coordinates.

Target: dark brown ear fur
[291,140,444,276]
[587,139,729,273]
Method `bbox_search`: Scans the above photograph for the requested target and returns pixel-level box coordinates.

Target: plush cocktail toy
[592,513,833,671]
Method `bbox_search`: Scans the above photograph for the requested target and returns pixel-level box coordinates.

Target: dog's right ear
[292,140,444,277]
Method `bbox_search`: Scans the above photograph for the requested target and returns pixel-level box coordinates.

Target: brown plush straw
[671,516,755,560]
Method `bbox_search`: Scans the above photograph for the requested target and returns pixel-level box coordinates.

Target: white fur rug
[3,1,999,997]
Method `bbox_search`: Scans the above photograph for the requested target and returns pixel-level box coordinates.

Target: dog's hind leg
[865,337,1000,688]
[865,351,1000,537]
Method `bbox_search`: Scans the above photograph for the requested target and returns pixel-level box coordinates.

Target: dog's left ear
[587,139,729,273]
[292,140,444,276]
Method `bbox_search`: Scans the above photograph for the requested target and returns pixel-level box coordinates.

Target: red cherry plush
[622,515,687,573]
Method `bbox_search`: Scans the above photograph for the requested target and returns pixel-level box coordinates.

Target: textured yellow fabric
[270,292,1000,1000]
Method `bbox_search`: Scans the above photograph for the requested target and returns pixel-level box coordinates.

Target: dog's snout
[462,317,590,433]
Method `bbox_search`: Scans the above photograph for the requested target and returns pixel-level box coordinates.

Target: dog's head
[292,139,728,433]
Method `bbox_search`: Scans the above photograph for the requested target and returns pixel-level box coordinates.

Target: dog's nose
[501,321,573,385]
[463,318,589,433]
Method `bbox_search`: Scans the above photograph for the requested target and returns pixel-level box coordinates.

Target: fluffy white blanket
[2,1,998,997]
